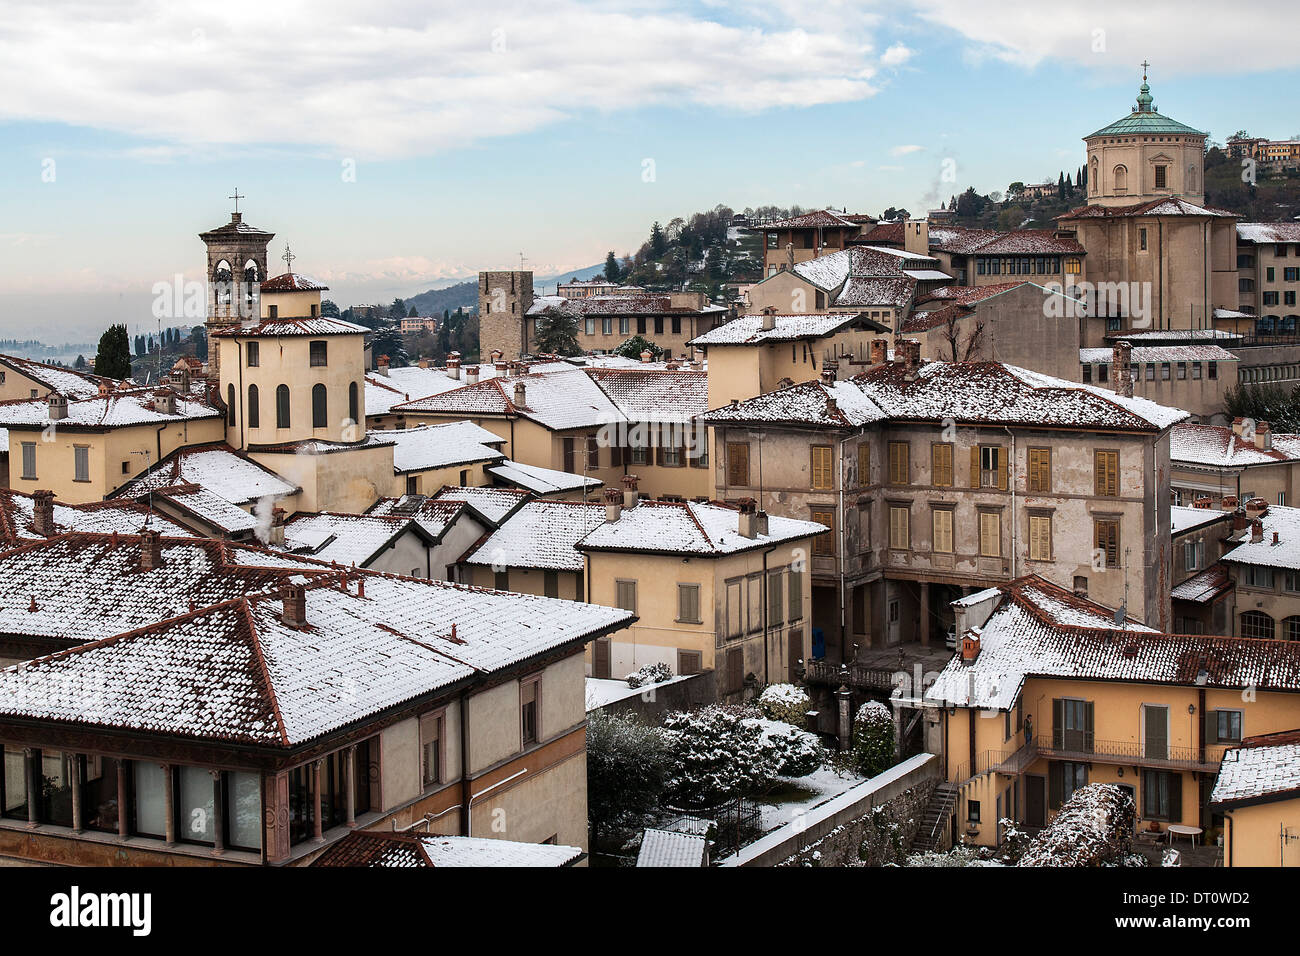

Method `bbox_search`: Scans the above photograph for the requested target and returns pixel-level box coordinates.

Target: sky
[2,0,1299,341]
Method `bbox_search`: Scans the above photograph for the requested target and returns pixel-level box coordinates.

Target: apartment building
[0,354,124,403]
[1218,502,1300,642]
[1235,223,1300,330]
[925,577,1300,850]
[1211,731,1300,866]
[526,292,726,358]
[749,208,877,277]
[1170,503,1234,634]
[1170,419,1300,506]
[1079,339,1238,423]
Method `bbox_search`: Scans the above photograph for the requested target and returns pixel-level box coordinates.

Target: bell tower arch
[199,191,274,377]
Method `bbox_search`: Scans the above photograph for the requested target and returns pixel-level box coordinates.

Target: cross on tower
[1141,60,1150,82]
[282,243,296,273]
[229,188,244,214]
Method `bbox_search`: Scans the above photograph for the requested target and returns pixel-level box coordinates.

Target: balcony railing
[1034,734,1227,772]
[802,659,898,692]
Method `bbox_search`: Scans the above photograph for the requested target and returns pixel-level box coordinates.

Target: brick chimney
[961,627,982,665]
[737,497,758,538]
[1251,518,1264,543]
[465,365,480,385]
[821,362,837,385]
[280,582,307,628]
[139,529,162,571]
[755,510,769,536]
[896,338,921,378]
[447,353,461,380]
[1255,421,1272,451]
[870,338,889,365]
[621,474,639,510]
[513,381,527,408]
[604,488,622,523]
[376,355,390,377]
[491,349,504,364]
[269,507,286,547]
[31,490,55,537]
[47,392,68,421]
[1232,509,1247,534]
[640,350,652,363]
[1112,341,1134,398]
[762,306,777,331]
[1231,417,1246,437]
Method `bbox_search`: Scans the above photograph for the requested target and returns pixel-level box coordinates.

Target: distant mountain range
[403,262,605,316]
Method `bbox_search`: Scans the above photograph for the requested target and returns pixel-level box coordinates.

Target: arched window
[348,382,359,425]
[1241,610,1275,640]
[1090,157,1098,195]
[276,385,291,429]
[1284,616,1300,642]
[247,384,260,429]
[312,384,328,429]
[1113,164,1128,194]
[226,384,236,426]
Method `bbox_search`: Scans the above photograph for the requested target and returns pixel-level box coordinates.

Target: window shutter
[997,448,1008,490]
[788,570,803,620]
[1048,763,1063,810]
[1052,698,1064,748]
[857,444,869,486]
[1085,702,1095,752]
[970,444,981,488]
[1205,711,1219,745]
[1168,774,1183,822]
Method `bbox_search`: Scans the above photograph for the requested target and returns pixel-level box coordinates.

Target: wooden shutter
[1095,519,1120,568]
[563,437,576,473]
[1168,773,1183,822]
[726,647,744,694]
[979,511,1000,557]
[1095,450,1118,496]
[1028,514,1051,561]
[616,579,637,612]
[1051,698,1064,748]
[857,443,870,486]
[788,628,804,678]
[587,435,600,469]
[592,638,611,679]
[1084,702,1095,753]
[970,444,981,488]
[932,509,953,553]
[788,570,803,620]
[678,584,699,623]
[727,443,749,486]
[888,442,909,485]
[1048,763,1063,810]
[890,506,909,550]
[1028,448,1051,493]
[1205,710,1219,746]
[812,510,835,555]
[997,447,1008,490]
[811,446,833,490]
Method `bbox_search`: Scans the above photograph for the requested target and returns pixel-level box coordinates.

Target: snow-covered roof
[785,246,940,308]
[951,587,1003,609]
[1110,328,1243,343]
[487,460,602,495]
[428,486,532,525]
[365,363,561,418]
[1219,504,1300,571]
[0,353,124,399]
[926,577,1300,712]
[688,312,880,347]
[702,379,885,428]
[637,828,707,867]
[1171,504,1232,536]
[1059,197,1236,221]
[526,294,722,317]
[751,209,865,231]
[281,512,432,567]
[1079,345,1238,364]
[1211,733,1300,806]
[578,500,827,557]
[0,387,220,430]
[211,316,366,337]
[153,485,260,535]
[117,442,299,505]
[387,421,505,474]
[1171,423,1300,470]
[312,831,583,867]
[585,368,708,423]
[0,490,191,544]
[463,500,606,571]
[366,495,485,539]
[0,572,633,747]
[1237,223,1300,244]
[259,272,329,292]
[1170,564,1232,604]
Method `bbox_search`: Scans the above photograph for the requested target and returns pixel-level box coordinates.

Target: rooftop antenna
[1112,545,1132,624]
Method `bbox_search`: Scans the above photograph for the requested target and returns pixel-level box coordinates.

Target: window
[587,435,600,470]
[616,579,638,612]
[967,800,981,824]
[788,569,803,620]
[979,511,1001,557]
[602,317,612,335]
[889,505,909,550]
[857,443,870,486]
[1242,565,1274,589]
[520,679,540,747]
[20,442,35,480]
[309,340,328,367]
[312,384,328,429]
[1028,514,1052,561]
[1027,448,1052,493]
[726,442,749,486]
[133,761,168,837]
[810,445,833,490]
[1240,610,1275,640]
[1094,518,1121,568]
[1210,709,1243,744]
[1141,770,1181,821]
[246,341,259,367]
[1094,450,1119,496]
[1082,364,1092,383]
[1184,540,1204,572]
[1050,761,1089,809]
[977,445,1005,488]
[619,316,629,335]
[888,441,909,485]
[73,445,89,482]
[177,764,215,844]
[543,570,559,598]
[931,508,953,554]
[931,442,954,487]
[1154,165,1167,189]
[1065,256,1081,275]
[1286,616,1300,642]
[348,382,359,424]
[247,384,260,428]
[811,509,835,555]
[420,712,444,787]
[494,570,509,591]
[767,570,784,626]
[677,583,701,624]
[227,383,236,426]
[1139,228,1147,251]
[276,385,291,428]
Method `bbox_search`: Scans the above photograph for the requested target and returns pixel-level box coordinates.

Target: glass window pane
[178,765,214,844]
[83,756,122,834]
[227,772,262,850]
[3,748,28,820]
[133,762,167,837]
[40,751,75,827]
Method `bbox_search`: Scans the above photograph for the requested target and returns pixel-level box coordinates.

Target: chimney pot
[1112,341,1134,398]
[870,338,888,365]
[465,365,480,385]
[139,529,162,571]
[640,350,652,363]
[376,355,390,376]
[47,392,68,421]
[621,474,639,510]
[1255,421,1272,451]
[280,582,307,628]
[32,490,55,537]
[961,628,982,665]
[1251,519,1264,543]
[513,381,527,407]
[604,488,623,522]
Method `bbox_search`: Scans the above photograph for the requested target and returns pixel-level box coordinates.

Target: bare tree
[939,308,986,362]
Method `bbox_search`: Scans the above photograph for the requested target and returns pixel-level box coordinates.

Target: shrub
[850,701,897,776]
[586,711,671,841]
[757,683,812,727]
[661,706,773,808]
[625,662,673,689]
[746,716,823,777]
[1018,783,1139,867]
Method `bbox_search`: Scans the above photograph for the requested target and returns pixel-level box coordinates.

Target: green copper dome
[1084,71,1205,139]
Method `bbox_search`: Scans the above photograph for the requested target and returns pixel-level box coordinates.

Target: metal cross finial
[1141,60,1150,82]
[229,188,244,214]
[282,243,296,272]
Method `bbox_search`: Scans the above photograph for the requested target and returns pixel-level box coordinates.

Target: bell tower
[199,191,274,377]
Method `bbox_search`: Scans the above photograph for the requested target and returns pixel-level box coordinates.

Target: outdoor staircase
[910,782,959,853]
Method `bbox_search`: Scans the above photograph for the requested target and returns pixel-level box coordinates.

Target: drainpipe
[1003,426,1018,580]
[459,691,471,835]
[838,432,852,661]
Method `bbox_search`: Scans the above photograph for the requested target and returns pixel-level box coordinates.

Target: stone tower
[478,271,534,361]
[199,209,274,377]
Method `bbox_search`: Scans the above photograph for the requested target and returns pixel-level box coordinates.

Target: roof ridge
[240,598,292,746]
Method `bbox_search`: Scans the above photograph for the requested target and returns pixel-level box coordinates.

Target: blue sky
[2,0,1298,340]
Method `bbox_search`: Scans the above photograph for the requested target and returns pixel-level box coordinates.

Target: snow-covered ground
[756,764,868,832]
[584,675,693,711]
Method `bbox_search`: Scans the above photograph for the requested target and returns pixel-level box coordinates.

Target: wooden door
[1025,774,1046,827]
[592,638,611,679]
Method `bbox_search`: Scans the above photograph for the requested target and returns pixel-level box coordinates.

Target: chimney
[155,390,177,416]
[904,218,930,257]
[280,582,307,628]
[820,363,837,386]
[1193,496,1212,509]
[98,380,112,396]
[47,392,68,421]
[1255,421,1272,451]
[1245,496,1269,520]
[376,355,390,377]
[465,365,480,385]
[870,338,889,365]
[604,488,622,523]
[1232,509,1247,533]
[269,507,286,547]
[737,497,758,538]
[755,510,769,536]
[513,381,527,407]
[491,349,504,363]
[640,349,652,363]
[896,338,921,378]
[621,474,640,510]
[1274,531,1281,546]
[32,490,55,537]
[762,306,777,331]
[1221,494,1240,512]
[1232,417,1246,437]
[447,353,461,379]
[139,529,162,571]
[1112,341,1133,398]
[961,627,982,665]
[1251,518,1264,543]
[495,361,509,374]
[417,358,430,369]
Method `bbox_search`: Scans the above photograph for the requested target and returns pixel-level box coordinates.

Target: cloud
[880,42,914,67]
[890,144,925,156]
[0,0,887,160]
[906,0,1300,74]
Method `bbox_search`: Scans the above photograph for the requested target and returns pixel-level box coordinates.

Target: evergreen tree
[320,299,340,318]
[614,335,662,361]
[388,298,407,321]
[94,324,132,379]
[1058,171,1067,200]
[189,326,208,361]
[408,306,418,318]
[74,354,86,369]
[604,251,621,282]
[371,325,409,367]
[532,308,581,356]
[649,221,668,258]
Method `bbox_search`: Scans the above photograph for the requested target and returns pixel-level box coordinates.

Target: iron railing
[802,659,899,691]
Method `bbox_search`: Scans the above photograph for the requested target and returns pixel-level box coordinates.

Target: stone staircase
[910,782,958,853]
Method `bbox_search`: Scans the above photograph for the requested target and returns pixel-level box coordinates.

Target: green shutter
[1052,698,1064,748]
[1168,773,1183,823]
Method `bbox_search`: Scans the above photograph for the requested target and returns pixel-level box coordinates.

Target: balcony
[1034,734,1226,773]
[803,659,898,692]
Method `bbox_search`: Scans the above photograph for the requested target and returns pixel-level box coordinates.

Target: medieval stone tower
[478,270,534,361]
[199,207,274,377]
